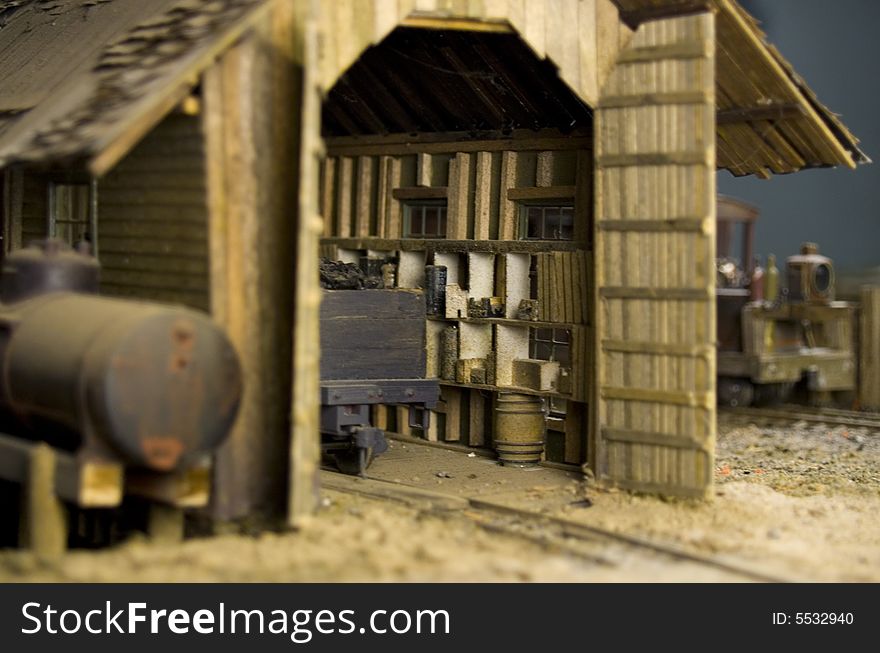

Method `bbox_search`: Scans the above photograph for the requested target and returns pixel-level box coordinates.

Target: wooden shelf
[438,379,568,398]
[323,237,587,254]
[427,315,582,329]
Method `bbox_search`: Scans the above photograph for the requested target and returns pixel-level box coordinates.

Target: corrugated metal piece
[594,12,716,497]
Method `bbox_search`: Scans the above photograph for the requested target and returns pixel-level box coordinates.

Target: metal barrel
[424,265,447,316]
[493,393,546,466]
[440,325,458,381]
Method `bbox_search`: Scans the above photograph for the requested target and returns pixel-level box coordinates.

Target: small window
[520,204,574,241]
[49,183,92,250]
[530,327,570,416]
[529,327,571,366]
[404,200,447,239]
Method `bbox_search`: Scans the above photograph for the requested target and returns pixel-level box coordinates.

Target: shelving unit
[320,137,593,465]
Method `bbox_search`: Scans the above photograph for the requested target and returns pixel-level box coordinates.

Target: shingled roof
[0,0,268,175]
[0,0,868,178]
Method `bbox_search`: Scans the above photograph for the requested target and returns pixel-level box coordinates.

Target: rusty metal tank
[0,241,242,472]
[786,242,835,304]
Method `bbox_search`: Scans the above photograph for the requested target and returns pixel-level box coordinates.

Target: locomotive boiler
[0,240,242,474]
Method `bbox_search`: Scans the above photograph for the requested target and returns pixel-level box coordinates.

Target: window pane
[526,207,543,239]
[424,207,438,236]
[554,344,571,366]
[437,207,448,238]
[559,207,574,240]
[534,342,552,360]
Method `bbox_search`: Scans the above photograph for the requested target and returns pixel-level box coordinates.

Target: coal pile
[320,258,382,289]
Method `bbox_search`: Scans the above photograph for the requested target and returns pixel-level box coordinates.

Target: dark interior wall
[718,0,880,273]
[98,112,210,310]
[8,113,209,310]
[20,169,47,247]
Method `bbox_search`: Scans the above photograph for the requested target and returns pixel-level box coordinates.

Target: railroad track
[321,470,795,583]
[720,405,880,431]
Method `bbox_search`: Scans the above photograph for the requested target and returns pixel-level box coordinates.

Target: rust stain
[141,436,184,471]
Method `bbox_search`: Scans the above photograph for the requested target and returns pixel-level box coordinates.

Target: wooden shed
[0,0,866,525]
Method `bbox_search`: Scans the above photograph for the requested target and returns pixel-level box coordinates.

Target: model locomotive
[716,196,856,407]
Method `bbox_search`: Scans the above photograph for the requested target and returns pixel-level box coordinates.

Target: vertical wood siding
[594,12,716,497]
[98,113,210,311]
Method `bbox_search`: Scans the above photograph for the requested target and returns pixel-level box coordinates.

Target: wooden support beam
[396,406,413,437]
[599,286,712,300]
[19,444,67,562]
[392,186,448,200]
[860,286,880,410]
[468,390,487,447]
[598,218,710,233]
[616,41,710,63]
[602,427,703,450]
[716,103,805,125]
[535,151,554,187]
[416,152,432,187]
[507,186,577,201]
[0,434,123,507]
[385,157,403,238]
[320,157,336,237]
[354,156,374,237]
[499,151,518,240]
[599,91,710,109]
[444,387,463,442]
[203,4,300,522]
[336,156,354,237]
[447,153,471,239]
[473,151,492,240]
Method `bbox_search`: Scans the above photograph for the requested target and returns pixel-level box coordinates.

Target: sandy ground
[0,415,877,582]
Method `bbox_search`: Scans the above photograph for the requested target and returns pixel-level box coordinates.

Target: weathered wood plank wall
[99,113,210,310]
[860,286,880,411]
[317,0,633,109]
[594,12,716,497]
[203,2,301,523]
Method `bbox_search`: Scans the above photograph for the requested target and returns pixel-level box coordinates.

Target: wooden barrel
[493,393,546,466]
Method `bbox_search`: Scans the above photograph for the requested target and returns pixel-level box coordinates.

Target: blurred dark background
[719,0,879,279]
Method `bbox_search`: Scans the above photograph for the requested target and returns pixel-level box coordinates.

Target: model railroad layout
[720,405,880,432]
[322,469,793,583]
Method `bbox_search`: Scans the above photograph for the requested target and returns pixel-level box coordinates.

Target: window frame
[518,202,575,241]
[402,199,448,239]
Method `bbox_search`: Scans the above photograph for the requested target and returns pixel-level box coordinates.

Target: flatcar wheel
[717,377,754,408]
[334,448,373,476]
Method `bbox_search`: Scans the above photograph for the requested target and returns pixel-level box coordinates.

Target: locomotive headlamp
[786,242,835,304]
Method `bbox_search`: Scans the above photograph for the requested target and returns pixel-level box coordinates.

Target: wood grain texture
[860,287,880,410]
[594,12,716,498]
[203,5,300,523]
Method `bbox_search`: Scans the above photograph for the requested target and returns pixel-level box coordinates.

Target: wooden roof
[322,28,593,138]
[0,0,867,179]
[0,0,269,175]
[613,0,869,176]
